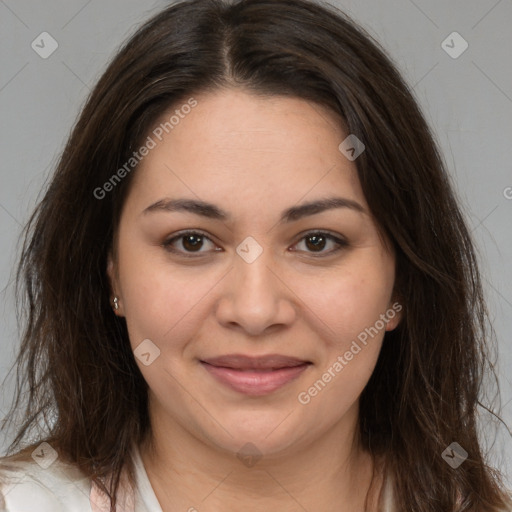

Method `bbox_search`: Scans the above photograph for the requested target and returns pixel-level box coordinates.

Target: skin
[107,88,402,512]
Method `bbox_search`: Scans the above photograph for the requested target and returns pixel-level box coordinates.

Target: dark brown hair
[1,0,510,510]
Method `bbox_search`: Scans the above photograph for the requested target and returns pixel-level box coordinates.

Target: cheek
[298,264,394,347]
[293,256,394,414]
[116,242,214,351]
[296,271,389,415]
[297,340,382,421]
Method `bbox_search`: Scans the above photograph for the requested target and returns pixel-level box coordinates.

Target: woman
[0,0,510,510]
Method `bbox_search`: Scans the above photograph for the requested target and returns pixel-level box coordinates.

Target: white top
[0,444,163,512]
[0,443,400,511]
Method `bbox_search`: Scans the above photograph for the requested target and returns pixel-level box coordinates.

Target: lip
[200,354,312,396]
[201,353,310,370]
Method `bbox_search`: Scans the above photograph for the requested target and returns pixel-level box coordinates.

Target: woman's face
[108,88,401,458]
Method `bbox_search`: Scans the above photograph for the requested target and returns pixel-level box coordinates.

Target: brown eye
[181,233,204,252]
[304,234,327,252]
[292,232,348,256]
[162,231,219,256]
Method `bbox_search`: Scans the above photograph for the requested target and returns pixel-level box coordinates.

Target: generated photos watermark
[297,302,402,405]
[441,442,468,469]
[93,97,197,200]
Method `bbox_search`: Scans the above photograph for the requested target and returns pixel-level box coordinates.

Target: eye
[162,230,220,257]
[291,231,348,256]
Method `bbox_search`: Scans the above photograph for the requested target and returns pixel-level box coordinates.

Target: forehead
[126,88,366,214]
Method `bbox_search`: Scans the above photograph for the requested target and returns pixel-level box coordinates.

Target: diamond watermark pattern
[134,338,161,366]
[31,32,59,59]
[237,442,263,468]
[338,134,365,161]
[31,442,58,469]
[236,236,263,264]
[441,442,468,469]
[441,32,468,59]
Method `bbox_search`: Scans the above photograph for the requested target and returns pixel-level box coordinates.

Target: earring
[113,297,119,311]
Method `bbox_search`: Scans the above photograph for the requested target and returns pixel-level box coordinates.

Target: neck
[139,400,383,512]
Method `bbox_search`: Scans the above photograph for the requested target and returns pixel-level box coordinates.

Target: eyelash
[162,230,348,258]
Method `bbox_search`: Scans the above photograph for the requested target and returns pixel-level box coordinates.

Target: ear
[384,299,403,332]
[107,251,124,316]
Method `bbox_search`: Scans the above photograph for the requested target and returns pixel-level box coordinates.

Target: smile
[200,360,312,396]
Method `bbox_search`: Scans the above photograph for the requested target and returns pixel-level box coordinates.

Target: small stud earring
[113,297,119,311]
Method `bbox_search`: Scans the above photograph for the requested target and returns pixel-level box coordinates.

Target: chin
[198,414,311,460]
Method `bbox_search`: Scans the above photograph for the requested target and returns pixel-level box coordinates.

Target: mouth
[200,354,312,396]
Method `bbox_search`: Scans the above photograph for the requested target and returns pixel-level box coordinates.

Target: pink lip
[200,354,311,396]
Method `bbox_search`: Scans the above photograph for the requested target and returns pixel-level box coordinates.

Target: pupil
[183,234,203,251]
[306,234,325,251]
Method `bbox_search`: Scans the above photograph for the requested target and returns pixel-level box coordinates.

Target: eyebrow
[141,196,366,223]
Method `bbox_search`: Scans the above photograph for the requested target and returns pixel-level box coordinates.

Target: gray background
[1,0,511,485]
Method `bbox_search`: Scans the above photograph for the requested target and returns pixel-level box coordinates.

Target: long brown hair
[1,0,510,510]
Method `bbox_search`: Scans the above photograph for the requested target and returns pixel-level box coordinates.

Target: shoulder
[0,452,92,512]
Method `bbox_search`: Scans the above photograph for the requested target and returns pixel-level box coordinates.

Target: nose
[215,248,297,337]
